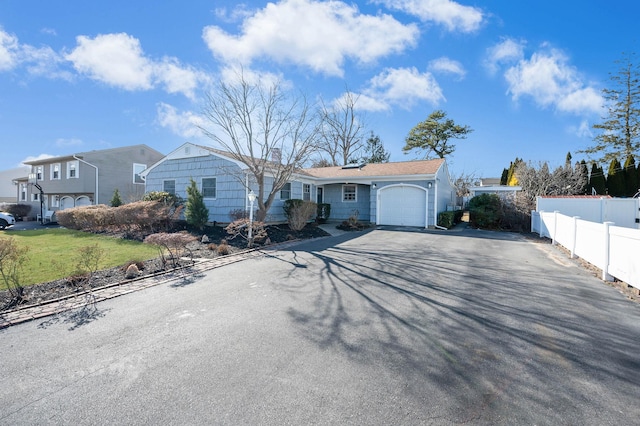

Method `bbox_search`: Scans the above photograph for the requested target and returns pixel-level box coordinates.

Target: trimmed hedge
[437,210,464,229]
[468,193,503,229]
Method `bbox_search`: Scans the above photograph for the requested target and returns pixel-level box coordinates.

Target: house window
[133,163,146,184]
[20,184,27,201]
[32,192,39,202]
[35,166,43,181]
[50,195,60,208]
[343,185,357,202]
[303,184,311,201]
[50,163,61,180]
[163,180,176,195]
[202,178,217,198]
[280,182,291,200]
[67,161,79,178]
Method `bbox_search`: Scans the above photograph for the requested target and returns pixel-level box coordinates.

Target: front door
[316,187,324,204]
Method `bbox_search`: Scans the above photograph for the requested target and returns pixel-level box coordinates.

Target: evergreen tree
[499,168,509,185]
[110,189,123,207]
[185,178,209,230]
[623,155,638,196]
[403,110,473,159]
[589,163,607,195]
[606,158,625,196]
[359,132,390,163]
[581,52,640,163]
[578,160,590,194]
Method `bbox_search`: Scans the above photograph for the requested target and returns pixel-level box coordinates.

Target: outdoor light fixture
[372,183,377,189]
[247,190,257,245]
[427,182,433,189]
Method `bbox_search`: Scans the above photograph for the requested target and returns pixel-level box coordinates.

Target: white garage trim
[376,184,429,228]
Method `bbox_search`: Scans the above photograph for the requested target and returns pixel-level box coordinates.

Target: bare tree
[201,72,318,220]
[318,90,367,165]
[514,160,588,213]
[450,171,480,198]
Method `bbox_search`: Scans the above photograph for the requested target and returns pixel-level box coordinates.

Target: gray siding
[320,184,371,222]
[145,155,247,224]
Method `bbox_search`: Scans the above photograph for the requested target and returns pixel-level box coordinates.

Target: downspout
[433,178,447,230]
[74,155,98,205]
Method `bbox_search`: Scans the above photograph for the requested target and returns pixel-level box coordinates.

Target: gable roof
[301,159,445,181]
[22,144,164,166]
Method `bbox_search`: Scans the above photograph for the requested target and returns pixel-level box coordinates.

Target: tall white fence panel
[532,211,640,289]
[536,197,639,229]
[608,226,640,289]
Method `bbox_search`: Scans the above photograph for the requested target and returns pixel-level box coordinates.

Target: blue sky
[1,0,637,178]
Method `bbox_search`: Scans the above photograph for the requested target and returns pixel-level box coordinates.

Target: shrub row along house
[11,142,456,228]
[141,143,455,228]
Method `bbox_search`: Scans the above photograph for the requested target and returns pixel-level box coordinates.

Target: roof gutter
[74,155,99,204]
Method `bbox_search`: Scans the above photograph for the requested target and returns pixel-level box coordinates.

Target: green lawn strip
[1,229,160,288]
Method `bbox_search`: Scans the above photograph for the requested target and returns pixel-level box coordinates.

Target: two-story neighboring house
[14,144,164,221]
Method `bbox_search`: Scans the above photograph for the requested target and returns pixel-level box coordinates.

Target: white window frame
[32,192,39,202]
[133,163,146,184]
[342,184,357,202]
[280,182,291,200]
[303,183,311,201]
[35,166,43,181]
[50,195,60,208]
[67,160,79,179]
[163,179,176,195]
[201,177,217,199]
[50,163,61,180]
[20,184,27,201]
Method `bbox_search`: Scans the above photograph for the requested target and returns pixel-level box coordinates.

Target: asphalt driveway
[1,227,639,425]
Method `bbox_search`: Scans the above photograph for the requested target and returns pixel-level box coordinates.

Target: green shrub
[438,210,463,229]
[316,203,331,223]
[468,194,503,229]
[283,199,317,231]
[0,203,32,219]
[185,178,209,231]
[110,189,123,207]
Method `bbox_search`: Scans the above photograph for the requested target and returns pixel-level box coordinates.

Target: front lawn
[1,229,159,288]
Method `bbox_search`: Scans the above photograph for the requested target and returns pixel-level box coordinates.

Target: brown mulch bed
[0,223,330,312]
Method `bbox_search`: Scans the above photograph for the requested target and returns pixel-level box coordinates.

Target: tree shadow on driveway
[272,228,640,424]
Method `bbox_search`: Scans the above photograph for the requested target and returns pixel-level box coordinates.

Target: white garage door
[378,185,427,227]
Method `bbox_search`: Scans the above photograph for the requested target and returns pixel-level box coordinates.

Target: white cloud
[202,0,419,77]
[0,28,19,70]
[21,154,55,165]
[361,67,444,111]
[484,38,525,74]
[570,119,593,138]
[156,103,205,139]
[66,33,207,98]
[66,33,154,90]
[375,0,484,32]
[428,57,466,79]
[219,65,287,90]
[156,58,211,99]
[503,46,603,115]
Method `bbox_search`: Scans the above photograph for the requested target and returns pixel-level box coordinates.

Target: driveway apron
[1,228,639,425]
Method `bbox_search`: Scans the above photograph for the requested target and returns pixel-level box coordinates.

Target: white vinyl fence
[532,210,640,289]
[536,197,640,229]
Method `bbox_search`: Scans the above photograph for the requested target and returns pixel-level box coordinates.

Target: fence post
[602,221,614,281]
[570,216,580,258]
[551,211,559,245]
